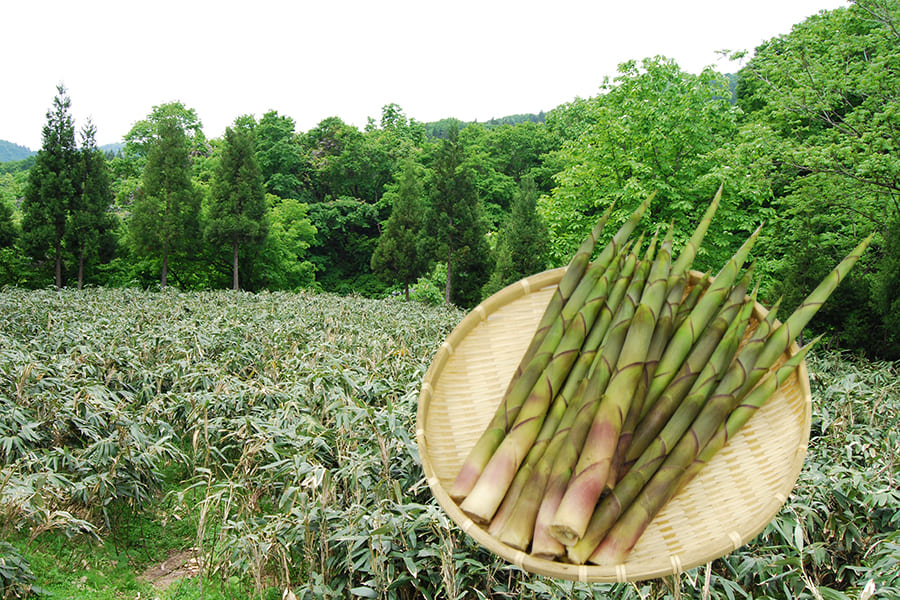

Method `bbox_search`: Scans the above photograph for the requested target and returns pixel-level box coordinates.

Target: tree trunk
[77,246,85,290]
[445,245,453,305]
[233,235,240,291]
[55,240,63,288]
[161,240,169,289]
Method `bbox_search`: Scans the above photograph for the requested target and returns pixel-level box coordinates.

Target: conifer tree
[0,196,15,250]
[68,120,115,289]
[483,175,549,297]
[130,115,200,288]
[371,157,427,300]
[21,85,80,287]
[423,124,491,307]
[206,119,268,291]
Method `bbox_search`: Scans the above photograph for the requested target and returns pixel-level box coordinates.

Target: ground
[137,548,201,591]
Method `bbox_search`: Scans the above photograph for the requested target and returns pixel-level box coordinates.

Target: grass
[1,286,897,600]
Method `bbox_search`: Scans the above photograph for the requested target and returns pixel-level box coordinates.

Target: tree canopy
[726,0,900,357]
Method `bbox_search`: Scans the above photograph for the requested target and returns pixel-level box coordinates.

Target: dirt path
[138,548,202,591]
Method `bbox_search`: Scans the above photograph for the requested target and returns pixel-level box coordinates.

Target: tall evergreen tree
[423,124,491,307]
[21,85,80,287]
[68,120,115,289]
[370,157,427,300]
[130,115,199,288]
[206,120,268,291]
[0,195,18,286]
[482,175,549,297]
[0,196,15,249]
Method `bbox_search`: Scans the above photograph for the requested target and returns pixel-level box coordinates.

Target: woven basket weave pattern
[416,268,811,583]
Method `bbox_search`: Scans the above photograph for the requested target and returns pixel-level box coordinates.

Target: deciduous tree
[728,0,900,357]
[540,57,740,269]
[257,195,317,290]
[255,110,307,201]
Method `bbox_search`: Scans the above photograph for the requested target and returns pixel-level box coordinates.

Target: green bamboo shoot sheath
[459,251,626,523]
[486,250,631,536]
[549,224,673,546]
[640,225,763,424]
[566,290,755,565]
[449,196,653,501]
[587,339,819,566]
[625,269,756,468]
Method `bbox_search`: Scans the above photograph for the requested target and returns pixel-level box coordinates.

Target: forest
[1,1,898,360]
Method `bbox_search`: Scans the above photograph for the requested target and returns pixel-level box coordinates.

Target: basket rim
[415,267,812,583]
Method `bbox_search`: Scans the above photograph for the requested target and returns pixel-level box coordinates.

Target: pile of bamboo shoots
[448,189,872,566]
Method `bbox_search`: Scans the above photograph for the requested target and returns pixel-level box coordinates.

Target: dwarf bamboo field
[1,287,898,599]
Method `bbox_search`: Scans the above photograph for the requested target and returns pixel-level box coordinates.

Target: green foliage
[123,101,207,163]
[872,214,900,356]
[0,194,16,250]
[0,541,38,598]
[482,175,550,298]
[307,197,383,295]
[409,262,448,306]
[68,120,118,289]
[423,124,492,308]
[130,113,203,288]
[255,110,308,201]
[20,85,81,287]
[370,103,428,152]
[256,195,317,291]
[728,0,900,358]
[370,157,427,299]
[206,119,269,290]
[299,117,376,203]
[465,120,560,192]
[424,113,545,140]
[456,120,561,232]
[540,57,742,271]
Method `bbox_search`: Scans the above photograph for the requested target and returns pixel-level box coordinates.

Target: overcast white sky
[3,0,848,151]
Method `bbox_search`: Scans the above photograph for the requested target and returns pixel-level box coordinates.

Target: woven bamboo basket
[415,267,812,583]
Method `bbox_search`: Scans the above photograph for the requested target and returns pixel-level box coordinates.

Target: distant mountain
[425,112,547,139]
[0,140,35,162]
[100,142,125,156]
[0,140,124,171]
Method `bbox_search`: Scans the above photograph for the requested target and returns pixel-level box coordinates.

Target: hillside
[0,139,35,162]
[425,112,546,139]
